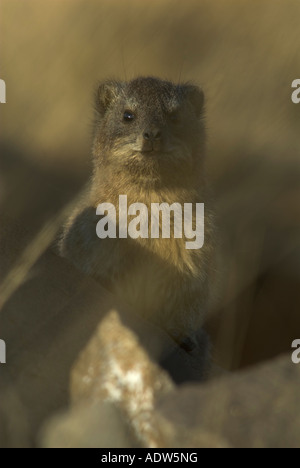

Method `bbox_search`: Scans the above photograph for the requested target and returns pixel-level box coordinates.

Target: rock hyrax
[59,76,216,351]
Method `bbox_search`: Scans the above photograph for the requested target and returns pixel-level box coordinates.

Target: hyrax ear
[95,80,124,116]
[183,85,205,118]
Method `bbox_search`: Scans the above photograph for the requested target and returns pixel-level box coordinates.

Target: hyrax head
[92,77,205,187]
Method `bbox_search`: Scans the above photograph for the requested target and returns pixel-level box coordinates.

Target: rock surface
[71,310,174,448]
[42,310,227,448]
[43,309,300,448]
[41,402,134,448]
[1,218,300,448]
[0,219,206,447]
[156,354,300,448]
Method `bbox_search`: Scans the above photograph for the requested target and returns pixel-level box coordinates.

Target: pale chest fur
[91,184,207,277]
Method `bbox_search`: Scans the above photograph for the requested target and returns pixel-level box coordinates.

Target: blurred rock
[156,355,300,448]
[153,415,230,448]
[71,310,174,447]
[41,402,134,448]
[43,310,228,448]
[42,351,300,448]
[0,216,214,447]
[0,387,31,448]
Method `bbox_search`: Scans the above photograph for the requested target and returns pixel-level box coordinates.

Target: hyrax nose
[143,127,162,142]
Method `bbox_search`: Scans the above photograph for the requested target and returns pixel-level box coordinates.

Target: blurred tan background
[1,0,300,371]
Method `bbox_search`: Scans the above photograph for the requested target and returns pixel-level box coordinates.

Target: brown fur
[59,77,216,346]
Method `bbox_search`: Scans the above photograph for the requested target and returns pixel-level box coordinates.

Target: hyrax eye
[123,111,135,122]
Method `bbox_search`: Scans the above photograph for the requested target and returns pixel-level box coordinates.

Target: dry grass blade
[0,188,87,312]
